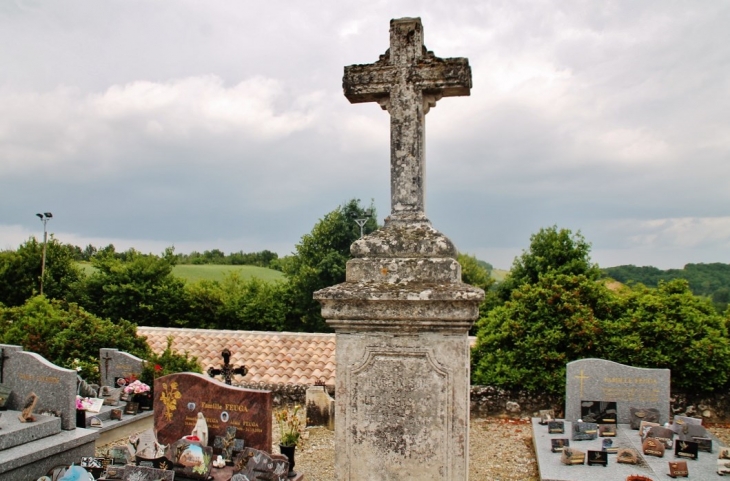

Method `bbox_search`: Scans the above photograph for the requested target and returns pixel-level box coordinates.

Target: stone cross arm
[343,53,471,105]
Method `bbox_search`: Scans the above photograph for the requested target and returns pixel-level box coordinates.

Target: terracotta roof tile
[137,327,337,386]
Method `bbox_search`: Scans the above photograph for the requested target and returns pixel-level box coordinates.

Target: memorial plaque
[560,447,585,465]
[548,420,564,434]
[167,438,213,479]
[123,465,174,481]
[643,438,666,457]
[671,415,703,435]
[587,450,608,466]
[580,400,617,424]
[677,423,712,452]
[616,448,639,464]
[124,402,139,415]
[598,424,616,437]
[674,440,698,460]
[551,439,569,453]
[639,420,660,441]
[154,372,271,452]
[566,358,670,424]
[107,446,132,465]
[668,460,689,477]
[571,422,598,441]
[232,447,289,481]
[602,438,617,453]
[646,425,674,449]
[630,406,660,429]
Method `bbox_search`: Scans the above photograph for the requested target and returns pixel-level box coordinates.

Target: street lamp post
[352,209,373,239]
[36,212,53,295]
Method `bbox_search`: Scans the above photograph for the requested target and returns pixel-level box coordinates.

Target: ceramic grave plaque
[154,372,272,451]
[100,348,145,387]
[566,358,670,424]
[232,447,289,481]
[0,344,77,429]
[123,465,174,481]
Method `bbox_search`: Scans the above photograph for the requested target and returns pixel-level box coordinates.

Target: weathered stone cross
[343,17,471,222]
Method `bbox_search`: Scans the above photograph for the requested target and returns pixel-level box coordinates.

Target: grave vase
[279,444,297,478]
[134,392,153,411]
[76,409,87,428]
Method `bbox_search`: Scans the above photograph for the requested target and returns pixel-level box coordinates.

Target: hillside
[77,262,285,283]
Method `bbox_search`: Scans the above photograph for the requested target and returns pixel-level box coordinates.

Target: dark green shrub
[139,336,202,386]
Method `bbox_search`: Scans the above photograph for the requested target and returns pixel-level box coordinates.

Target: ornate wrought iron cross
[207,348,247,385]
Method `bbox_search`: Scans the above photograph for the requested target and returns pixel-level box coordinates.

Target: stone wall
[246,382,730,423]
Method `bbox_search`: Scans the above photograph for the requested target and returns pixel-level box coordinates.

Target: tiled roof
[137,327,336,386]
[138,327,477,388]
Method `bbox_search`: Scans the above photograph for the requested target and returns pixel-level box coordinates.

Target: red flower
[154,364,162,372]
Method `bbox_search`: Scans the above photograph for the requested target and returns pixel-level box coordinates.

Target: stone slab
[566,358,670,425]
[154,372,272,452]
[0,425,97,481]
[532,418,723,481]
[0,409,61,450]
[95,410,153,447]
[100,348,145,387]
[0,344,77,430]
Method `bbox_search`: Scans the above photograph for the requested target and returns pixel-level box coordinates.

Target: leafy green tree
[497,226,600,302]
[185,273,288,331]
[75,247,187,327]
[283,199,378,332]
[0,296,150,384]
[472,273,619,395]
[458,253,496,330]
[602,279,730,393]
[0,236,82,307]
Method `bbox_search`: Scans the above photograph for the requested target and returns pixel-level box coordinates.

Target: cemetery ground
[94,412,730,480]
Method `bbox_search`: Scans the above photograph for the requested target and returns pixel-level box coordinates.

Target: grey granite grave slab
[0,344,77,430]
[0,410,61,450]
[0,424,97,481]
[566,358,670,425]
[100,348,145,387]
[532,418,723,481]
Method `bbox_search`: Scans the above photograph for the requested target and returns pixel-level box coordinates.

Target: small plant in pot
[276,405,303,478]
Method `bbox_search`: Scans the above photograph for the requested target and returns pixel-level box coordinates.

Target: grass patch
[491,269,509,282]
[173,264,284,283]
[76,262,284,283]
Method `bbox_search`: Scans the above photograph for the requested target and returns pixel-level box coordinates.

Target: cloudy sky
[1,1,728,270]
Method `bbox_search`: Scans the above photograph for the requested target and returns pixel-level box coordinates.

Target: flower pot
[279,444,297,478]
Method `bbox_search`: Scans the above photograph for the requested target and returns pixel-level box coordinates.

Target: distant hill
[602,263,730,313]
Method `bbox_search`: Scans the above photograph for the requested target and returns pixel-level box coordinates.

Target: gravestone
[1,344,77,430]
[99,348,145,387]
[154,372,272,452]
[314,17,483,481]
[565,358,670,425]
[305,385,334,430]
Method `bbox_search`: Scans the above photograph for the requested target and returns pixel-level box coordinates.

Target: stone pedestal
[316,221,483,480]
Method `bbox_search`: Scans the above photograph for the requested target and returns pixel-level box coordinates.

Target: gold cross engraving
[575,369,589,398]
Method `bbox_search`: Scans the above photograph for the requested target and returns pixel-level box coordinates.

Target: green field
[76,262,284,283]
[491,268,509,282]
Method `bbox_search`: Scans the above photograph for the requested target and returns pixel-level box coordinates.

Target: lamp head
[36,213,43,219]
[44,212,53,218]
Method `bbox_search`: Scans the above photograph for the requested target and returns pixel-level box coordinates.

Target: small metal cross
[103,352,113,382]
[207,348,247,385]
